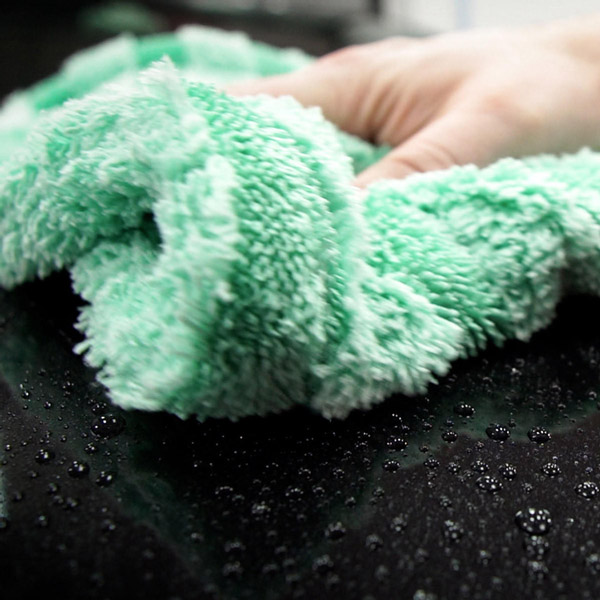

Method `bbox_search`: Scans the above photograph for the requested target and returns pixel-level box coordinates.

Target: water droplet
[476,475,503,494]
[413,588,436,599]
[382,459,400,472]
[298,467,311,479]
[365,534,383,551]
[375,564,389,581]
[325,521,346,540]
[222,562,243,579]
[386,436,407,451]
[447,462,461,474]
[442,431,458,443]
[64,497,80,511]
[485,424,510,442]
[541,462,561,477]
[439,495,452,508]
[414,548,430,564]
[498,464,517,480]
[575,481,599,499]
[84,442,99,455]
[91,414,125,439]
[68,460,89,478]
[515,508,552,535]
[523,535,549,559]
[250,502,271,518]
[223,539,245,555]
[521,482,534,495]
[312,555,334,574]
[36,515,49,528]
[390,515,407,533]
[101,518,116,533]
[95,471,116,487]
[423,457,439,469]
[285,486,303,500]
[586,553,600,573]
[262,563,279,576]
[526,560,548,582]
[47,482,60,495]
[471,460,489,474]
[454,403,475,417]
[35,448,55,464]
[442,520,464,543]
[331,467,345,479]
[214,485,234,499]
[91,402,107,415]
[372,487,385,498]
[527,427,551,444]
[284,572,300,586]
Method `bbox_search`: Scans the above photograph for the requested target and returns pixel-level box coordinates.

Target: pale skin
[228,15,600,187]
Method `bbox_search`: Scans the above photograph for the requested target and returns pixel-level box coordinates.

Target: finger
[226,69,318,101]
[354,108,519,187]
[226,45,388,139]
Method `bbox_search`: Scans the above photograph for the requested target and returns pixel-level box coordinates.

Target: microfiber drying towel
[1,26,600,420]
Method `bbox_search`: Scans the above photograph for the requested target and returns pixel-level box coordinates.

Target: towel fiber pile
[1,26,600,420]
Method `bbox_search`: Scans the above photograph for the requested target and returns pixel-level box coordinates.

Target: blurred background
[2,0,600,101]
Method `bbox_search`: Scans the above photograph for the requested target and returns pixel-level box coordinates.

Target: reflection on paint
[0,436,7,524]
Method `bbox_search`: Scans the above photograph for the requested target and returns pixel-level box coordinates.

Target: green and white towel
[1,26,599,420]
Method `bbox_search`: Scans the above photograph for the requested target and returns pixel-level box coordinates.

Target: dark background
[0,0,393,100]
[2,3,600,599]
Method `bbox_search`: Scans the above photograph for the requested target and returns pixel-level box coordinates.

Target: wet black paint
[2,273,600,600]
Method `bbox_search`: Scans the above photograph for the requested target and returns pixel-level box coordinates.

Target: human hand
[228,17,600,186]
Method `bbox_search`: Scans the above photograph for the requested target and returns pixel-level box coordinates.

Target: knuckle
[478,87,545,133]
[387,151,427,174]
[391,140,460,174]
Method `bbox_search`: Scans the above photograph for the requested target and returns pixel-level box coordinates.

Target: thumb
[354,109,516,187]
